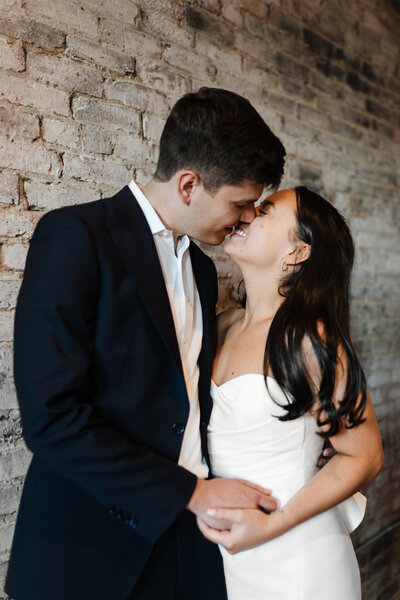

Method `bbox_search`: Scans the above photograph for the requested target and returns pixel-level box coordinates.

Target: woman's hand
[196,507,288,554]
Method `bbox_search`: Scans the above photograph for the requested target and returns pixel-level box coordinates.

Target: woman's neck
[241,271,283,327]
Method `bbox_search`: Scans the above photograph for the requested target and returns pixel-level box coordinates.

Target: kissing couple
[6,87,382,600]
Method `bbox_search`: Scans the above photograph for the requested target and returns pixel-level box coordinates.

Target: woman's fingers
[206,507,244,523]
[197,516,234,545]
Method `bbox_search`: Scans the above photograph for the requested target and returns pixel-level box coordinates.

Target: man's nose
[240,204,256,223]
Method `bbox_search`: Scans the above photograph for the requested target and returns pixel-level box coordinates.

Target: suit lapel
[190,243,216,424]
[190,244,213,362]
[105,186,184,379]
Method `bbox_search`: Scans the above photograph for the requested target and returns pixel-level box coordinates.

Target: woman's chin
[223,238,234,257]
[223,239,241,264]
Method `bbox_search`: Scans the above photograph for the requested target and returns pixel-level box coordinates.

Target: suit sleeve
[14,210,197,543]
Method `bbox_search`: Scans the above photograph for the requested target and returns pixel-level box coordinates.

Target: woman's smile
[231,226,248,239]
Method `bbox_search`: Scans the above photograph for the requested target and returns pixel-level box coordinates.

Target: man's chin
[193,232,227,246]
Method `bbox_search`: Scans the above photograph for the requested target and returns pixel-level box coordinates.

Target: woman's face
[224,189,300,272]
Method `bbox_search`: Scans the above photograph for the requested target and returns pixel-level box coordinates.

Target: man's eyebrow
[232,199,258,205]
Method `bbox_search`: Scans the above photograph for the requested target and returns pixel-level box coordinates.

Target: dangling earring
[281,260,288,272]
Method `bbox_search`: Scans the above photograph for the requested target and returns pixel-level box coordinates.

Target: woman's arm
[198,348,383,554]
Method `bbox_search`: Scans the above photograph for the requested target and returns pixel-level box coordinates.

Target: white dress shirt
[128,181,209,479]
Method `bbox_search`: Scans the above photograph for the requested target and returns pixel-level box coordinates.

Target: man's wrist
[186,476,201,513]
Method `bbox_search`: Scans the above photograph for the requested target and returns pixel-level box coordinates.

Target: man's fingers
[240,480,277,510]
[257,494,278,513]
[241,480,272,495]
[316,440,336,468]
[322,447,335,457]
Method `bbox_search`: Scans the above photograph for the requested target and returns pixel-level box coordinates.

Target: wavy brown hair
[264,187,367,437]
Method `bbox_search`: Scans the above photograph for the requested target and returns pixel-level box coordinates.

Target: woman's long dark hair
[264,186,367,437]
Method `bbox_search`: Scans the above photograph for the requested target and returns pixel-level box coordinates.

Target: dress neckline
[211,373,276,389]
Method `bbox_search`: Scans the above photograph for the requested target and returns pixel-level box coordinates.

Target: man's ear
[286,243,311,266]
[177,171,201,205]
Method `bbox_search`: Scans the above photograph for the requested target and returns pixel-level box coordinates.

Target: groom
[6,88,285,600]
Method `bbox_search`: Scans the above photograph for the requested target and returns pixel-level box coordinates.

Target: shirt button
[173,422,185,435]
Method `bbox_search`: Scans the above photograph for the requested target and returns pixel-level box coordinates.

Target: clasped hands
[187,476,286,555]
[188,442,335,554]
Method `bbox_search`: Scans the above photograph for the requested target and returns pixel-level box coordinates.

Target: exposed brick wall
[0,0,399,597]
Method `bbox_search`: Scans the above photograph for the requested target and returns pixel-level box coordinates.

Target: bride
[198,186,383,599]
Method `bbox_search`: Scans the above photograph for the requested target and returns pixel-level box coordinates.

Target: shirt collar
[128,180,166,236]
[128,181,190,252]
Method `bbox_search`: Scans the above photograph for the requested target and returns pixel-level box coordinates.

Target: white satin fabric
[208,374,365,600]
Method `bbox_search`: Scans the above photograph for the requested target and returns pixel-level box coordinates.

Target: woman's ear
[286,243,311,266]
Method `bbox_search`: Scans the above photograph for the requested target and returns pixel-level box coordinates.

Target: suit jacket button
[128,517,139,528]
[173,422,185,435]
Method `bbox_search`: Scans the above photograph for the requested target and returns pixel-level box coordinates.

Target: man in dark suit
[6,88,286,600]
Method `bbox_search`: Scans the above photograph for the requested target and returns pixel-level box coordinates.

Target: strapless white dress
[208,374,366,600]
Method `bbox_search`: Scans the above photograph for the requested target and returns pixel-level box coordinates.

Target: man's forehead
[227,182,264,199]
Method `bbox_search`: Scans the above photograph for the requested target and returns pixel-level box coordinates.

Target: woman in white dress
[198,187,383,599]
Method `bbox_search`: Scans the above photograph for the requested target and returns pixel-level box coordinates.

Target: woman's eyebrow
[261,200,275,209]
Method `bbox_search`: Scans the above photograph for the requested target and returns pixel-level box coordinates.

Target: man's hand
[316,440,337,468]
[187,478,277,530]
[196,507,288,554]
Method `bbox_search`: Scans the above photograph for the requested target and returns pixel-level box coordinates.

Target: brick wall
[0,0,399,597]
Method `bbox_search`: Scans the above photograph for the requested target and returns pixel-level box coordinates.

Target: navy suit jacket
[6,186,227,600]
